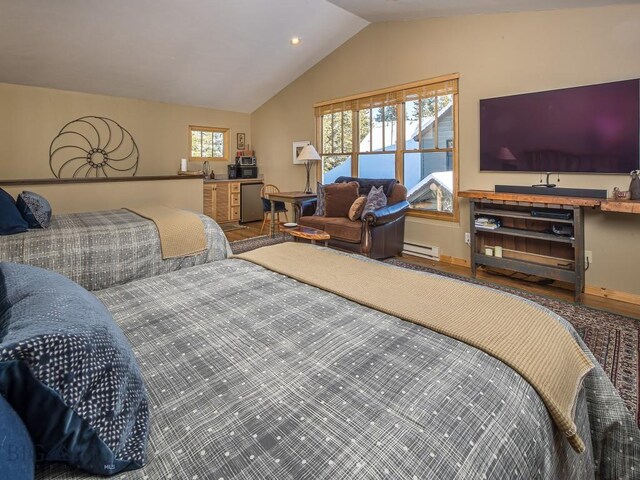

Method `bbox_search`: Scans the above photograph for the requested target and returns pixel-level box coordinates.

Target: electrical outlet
[585,250,593,264]
[464,232,471,245]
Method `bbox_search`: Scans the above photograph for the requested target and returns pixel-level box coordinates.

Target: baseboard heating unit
[403,242,440,261]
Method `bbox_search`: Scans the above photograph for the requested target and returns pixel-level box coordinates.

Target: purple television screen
[480,79,640,173]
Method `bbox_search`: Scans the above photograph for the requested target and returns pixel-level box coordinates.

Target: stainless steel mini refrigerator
[240,182,264,223]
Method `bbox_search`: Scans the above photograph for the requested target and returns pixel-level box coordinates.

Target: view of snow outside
[323,106,453,194]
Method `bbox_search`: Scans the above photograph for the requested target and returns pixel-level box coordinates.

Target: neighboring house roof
[406,171,453,204]
[411,102,454,142]
[360,120,419,152]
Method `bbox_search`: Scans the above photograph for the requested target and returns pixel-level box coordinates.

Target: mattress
[0,209,231,290]
[36,255,639,479]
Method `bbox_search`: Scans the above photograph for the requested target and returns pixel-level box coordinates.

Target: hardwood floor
[223,222,640,320]
[224,220,265,242]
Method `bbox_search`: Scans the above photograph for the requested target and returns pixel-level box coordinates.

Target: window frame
[314,74,459,223]
[189,125,230,162]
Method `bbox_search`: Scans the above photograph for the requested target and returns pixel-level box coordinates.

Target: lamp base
[304,160,312,193]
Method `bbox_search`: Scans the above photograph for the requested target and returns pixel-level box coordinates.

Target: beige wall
[251,4,640,295]
[3,178,203,214]
[0,82,250,180]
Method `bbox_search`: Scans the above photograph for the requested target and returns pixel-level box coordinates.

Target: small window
[189,126,229,161]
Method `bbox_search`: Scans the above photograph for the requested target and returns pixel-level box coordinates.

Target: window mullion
[418,99,423,147]
[369,108,373,154]
[340,112,345,154]
[434,97,439,150]
[396,102,404,183]
[352,109,358,177]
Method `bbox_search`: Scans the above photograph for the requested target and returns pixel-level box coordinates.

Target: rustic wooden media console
[459,190,609,302]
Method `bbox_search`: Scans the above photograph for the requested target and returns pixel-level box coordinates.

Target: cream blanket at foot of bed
[237,242,594,453]
[126,206,206,259]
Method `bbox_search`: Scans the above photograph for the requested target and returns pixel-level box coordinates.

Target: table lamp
[296,144,321,193]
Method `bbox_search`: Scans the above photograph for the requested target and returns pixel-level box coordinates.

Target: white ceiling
[327,0,640,23]
[0,0,637,113]
[0,0,368,113]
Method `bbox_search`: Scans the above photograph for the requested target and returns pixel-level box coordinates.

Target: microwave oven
[228,164,258,179]
[236,156,256,166]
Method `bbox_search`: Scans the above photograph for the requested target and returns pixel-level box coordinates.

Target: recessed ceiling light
[290,37,301,46]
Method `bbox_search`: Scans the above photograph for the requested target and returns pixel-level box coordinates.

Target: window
[315,74,459,221]
[189,125,229,162]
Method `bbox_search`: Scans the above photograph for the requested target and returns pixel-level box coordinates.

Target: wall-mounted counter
[459,190,640,214]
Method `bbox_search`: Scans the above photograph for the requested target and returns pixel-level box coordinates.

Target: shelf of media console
[474,253,576,283]
[474,207,574,224]
[474,225,574,244]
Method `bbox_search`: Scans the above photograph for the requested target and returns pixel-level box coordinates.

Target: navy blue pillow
[0,188,28,235]
[0,394,34,480]
[16,191,52,228]
[0,262,149,475]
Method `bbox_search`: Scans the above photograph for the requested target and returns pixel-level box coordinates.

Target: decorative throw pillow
[16,191,52,228]
[324,181,359,218]
[0,394,34,480]
[0,188,28,235]
[348,196,367,221]
[361,185,388,220]
[0,262,149,475]
[314,182,326,216]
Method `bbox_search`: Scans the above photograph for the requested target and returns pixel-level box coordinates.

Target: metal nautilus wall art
[49,116,139,178]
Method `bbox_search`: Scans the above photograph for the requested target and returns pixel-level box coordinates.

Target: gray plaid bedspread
[0,209,231,290]
[36,257,639,479]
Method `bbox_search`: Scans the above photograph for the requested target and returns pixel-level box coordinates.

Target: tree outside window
[189,126,229,162]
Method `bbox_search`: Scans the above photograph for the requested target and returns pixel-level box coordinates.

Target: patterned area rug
[229,237,639,424]
[230,234,292,254]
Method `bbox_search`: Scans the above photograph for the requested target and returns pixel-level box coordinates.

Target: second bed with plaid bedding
[0,209,231,290]
[36,254,639,479]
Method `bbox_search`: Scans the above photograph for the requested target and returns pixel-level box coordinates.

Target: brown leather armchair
[298,178,410,259]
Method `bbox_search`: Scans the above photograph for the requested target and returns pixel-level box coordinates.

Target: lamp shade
[297,144,321,162]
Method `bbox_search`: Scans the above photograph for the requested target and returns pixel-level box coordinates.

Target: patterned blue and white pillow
[0,262,149,475]
[361,185,388,220]
[314,182,326,216]
[16,191,52,228]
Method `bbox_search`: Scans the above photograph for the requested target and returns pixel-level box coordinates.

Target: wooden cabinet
[230,190,240,221]
[203,181,242,223]
[463,192,588,302]
[203,184,217,220]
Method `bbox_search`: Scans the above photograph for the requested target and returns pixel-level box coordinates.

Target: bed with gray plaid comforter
[0,209,231,290]
[36,257,639,479]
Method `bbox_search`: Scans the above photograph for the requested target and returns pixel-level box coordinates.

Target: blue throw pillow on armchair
[0,188,28,235]
[0,262,149,476]
[361,185,388,220]
[0,394,34,479]
[16,191,52,228]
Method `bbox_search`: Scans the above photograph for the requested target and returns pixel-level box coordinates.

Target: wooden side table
[281,224,330,246]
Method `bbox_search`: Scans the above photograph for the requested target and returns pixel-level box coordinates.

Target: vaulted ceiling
[0,0,635,112]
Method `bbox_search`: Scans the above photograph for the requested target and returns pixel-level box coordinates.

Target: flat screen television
[480,79,640,173]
